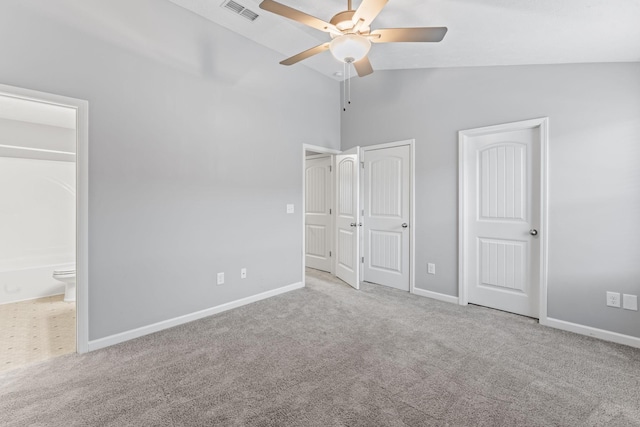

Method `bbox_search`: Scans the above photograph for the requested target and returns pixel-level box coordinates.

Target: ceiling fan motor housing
[330,10,355,31]
[330,10,370,35]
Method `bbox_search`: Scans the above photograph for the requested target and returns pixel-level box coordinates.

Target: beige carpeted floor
[1,269,639,426]
[0,294,76,373]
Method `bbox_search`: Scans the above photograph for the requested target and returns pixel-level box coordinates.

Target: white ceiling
[169,0,640,80]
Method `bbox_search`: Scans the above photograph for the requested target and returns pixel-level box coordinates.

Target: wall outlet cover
[427,263,436,275]
[623,294,638,311]
[606,291,621,308]
[217,272,224,285]
[286,204,294,214]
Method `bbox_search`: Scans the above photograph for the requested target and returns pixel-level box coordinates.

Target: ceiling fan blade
[352,0,388,28]
[280,43,330,66]
[260,0,340,34]
[370,27,448,43]
[353,56,374,77]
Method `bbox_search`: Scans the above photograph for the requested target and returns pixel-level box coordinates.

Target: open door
[362,144,411,291]
[335,147,361,289]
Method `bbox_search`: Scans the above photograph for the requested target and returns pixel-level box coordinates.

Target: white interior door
[363,145,411,291]
[305,156,332,273]
[460,120,544,318]
[335,147,360,289]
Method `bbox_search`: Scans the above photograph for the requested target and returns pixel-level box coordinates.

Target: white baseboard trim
[542,317,640,349]
[412,287,459,305]
[88,282,304,352]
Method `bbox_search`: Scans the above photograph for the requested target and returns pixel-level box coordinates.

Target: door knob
[401,223,408,228]
[350,223,357,227]
[529,229,538,236]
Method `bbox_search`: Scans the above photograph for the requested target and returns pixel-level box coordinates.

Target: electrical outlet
[240,268,247,279]
[623,294,638,311]
[427,263,436,275]
[286,204,294,214]
[606,292,621,308]
[217,272,224,285]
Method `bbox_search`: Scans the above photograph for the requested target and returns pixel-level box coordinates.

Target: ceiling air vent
[221,0,260,22]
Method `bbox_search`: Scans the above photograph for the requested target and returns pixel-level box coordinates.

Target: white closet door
[305,156,332,273]
[335,147,360,289]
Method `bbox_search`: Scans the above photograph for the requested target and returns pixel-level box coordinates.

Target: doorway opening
[302,140,415,294]
[303,145,340,284]
[0,84,89,372]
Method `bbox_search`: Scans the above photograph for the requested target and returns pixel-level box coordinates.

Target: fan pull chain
[342,61,353,112]
[347,63,351,106]
[342,61,347,112]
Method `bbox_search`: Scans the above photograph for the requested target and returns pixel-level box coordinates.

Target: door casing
[458,118,549,320]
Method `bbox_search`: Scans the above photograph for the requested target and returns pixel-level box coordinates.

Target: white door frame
[458,118,549,321]
[302,144,341,287]
[0,83,90,353]
[360,139,416,294]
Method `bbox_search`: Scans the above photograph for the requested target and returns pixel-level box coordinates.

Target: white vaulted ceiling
[169,0,640,80]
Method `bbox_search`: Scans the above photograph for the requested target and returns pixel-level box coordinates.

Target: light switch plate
[217,272,224,285]
[623,294,638,311]
[286,204,294,214]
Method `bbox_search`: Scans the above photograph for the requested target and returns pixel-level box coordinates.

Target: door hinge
[361,162,364,169]
[329,251,332,257]
[329,165,332,172]
[361,209,364,216]
[361,257,364,263]
[329,208,332,215]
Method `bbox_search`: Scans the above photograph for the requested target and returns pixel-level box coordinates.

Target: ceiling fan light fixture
[329,34,371,63]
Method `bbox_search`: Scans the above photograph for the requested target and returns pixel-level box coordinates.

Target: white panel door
[335,147,360,289]
[305,156,332,273]
[461,123,542,318]
[363,145,411,291]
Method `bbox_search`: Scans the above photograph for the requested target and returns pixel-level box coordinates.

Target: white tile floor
[0,295,75,373]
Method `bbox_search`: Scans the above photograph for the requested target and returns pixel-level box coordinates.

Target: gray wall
[341,63,640,338]
[0,0,339,340]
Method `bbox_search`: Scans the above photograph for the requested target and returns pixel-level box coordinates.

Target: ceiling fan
[259,0,448,77]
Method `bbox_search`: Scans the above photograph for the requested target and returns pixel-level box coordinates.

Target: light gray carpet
[2,269,639,426]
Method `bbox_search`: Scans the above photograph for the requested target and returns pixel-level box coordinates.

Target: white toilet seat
[52,265,76,302]
[53,265,76,276]
[53,271,76,277]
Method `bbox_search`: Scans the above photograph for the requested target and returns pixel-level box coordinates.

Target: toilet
[53,266,76,302]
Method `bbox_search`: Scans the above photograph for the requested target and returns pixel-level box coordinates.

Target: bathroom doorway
[0,84,89,372]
